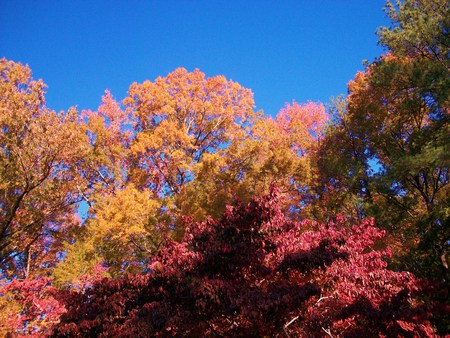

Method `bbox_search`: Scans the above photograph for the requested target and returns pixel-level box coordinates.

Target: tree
[81,89,132,196]
[51,91,138,286]
[54,68,261,282]
[51,187,446,337]
[177,100,327,222]
[125,67,257,198]
[313,96,370,224]
[378,0,450,81]
[316,0,449,279]
[0,59,89,279]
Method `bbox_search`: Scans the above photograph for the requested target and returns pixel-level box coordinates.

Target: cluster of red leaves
[48,186,448,337]
[0,277,66,336]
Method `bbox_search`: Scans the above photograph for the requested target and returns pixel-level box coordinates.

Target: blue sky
[1,1,390,117]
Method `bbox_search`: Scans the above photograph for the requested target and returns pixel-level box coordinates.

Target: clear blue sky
[1,1,390,117]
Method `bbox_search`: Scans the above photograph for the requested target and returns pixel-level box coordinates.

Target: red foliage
[0,277,66,336]
[50,186,446,337]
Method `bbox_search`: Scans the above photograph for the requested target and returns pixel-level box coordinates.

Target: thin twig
[322,327,334,338]
[315,295,334,306]
[284,315,299,328]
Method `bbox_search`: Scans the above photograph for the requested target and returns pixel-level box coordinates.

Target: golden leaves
[0,59,89,279]
[127,68,257,197]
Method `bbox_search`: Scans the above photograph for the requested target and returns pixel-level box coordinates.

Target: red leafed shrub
[51,186,447,337]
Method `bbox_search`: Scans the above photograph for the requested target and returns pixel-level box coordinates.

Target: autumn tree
[312,97,365,224]
[316,0,449,279]
[125,67,257,196]
[177,100,328,222]
[52,91,138,285]
[0,59,89,279]
[81,90,132,195]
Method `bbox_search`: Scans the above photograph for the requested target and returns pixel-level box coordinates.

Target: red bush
[51,186,446,337]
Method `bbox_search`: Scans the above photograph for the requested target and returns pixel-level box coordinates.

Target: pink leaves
[276,100,328,154]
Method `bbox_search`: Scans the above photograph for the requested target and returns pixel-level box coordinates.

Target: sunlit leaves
[179,101,327,222]
[277,100,327,155]
[2,3,449,331]
[126,67,257,197]
[0,59,89,279]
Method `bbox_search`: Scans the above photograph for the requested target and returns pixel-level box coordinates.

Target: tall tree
[0,59,88,279]
[126,67,257,197]
[314,96,371,224]
[317,0,449,278]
